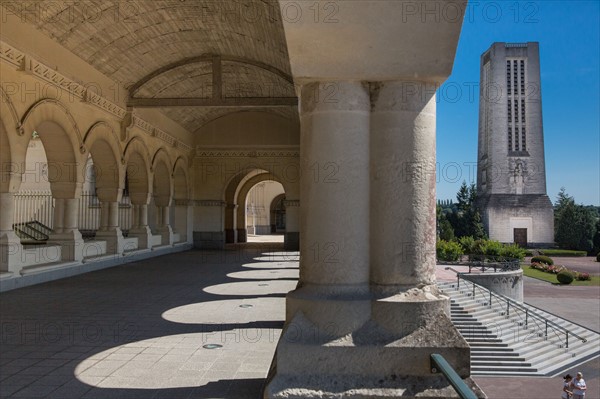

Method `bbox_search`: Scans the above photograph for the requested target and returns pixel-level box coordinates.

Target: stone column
[369,80,471,383]
[155,198,174,246]
[266,82,371,394]
[0,192,23,273]
[282,199,299,250]
[370,81,438,287]
[49,196,84,262]
[95,188,125,254]
[129,194,152,250]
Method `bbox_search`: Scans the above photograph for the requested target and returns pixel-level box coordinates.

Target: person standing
[562,374,573,399]
[571,372,587,399]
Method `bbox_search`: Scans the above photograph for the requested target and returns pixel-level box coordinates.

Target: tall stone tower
[477,42,554,246]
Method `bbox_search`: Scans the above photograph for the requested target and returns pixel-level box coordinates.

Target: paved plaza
[1,246,599,399]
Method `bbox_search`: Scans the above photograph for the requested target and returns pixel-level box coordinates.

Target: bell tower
[477,42,554,246]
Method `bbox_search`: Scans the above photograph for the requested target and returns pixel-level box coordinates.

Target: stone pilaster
[282,199,299,250]
[173,199,192,244]
[192,200,225,249]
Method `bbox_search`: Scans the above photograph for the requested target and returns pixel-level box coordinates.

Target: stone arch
[83,121,124,200]
[223,168,273,243]
[19,99,85,198]
[236,173,284,232]
[172,157,189,201]
[123,136,151,204]
[151,148,173,206]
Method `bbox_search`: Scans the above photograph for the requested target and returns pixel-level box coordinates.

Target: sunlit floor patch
[203,280,297,296]
[242,261,299,269]
[227,269,299,280]
[254,253,300,262]
[162,298,285,324]
[76,331,281,389]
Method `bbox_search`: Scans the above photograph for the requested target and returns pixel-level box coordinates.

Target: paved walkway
[0,244,298,399]
[1,249,598,399]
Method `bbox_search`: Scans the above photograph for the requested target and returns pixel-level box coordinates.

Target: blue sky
[436,1,600,205]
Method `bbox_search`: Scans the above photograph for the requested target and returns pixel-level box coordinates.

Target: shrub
[596,253,600,262]
[556,271,575,285]
[574,272,591,281]
[458,236,476,254]
[531,255,554,266]
[500,244,527,261]
[436,240,463,262]
[540,249,587,257]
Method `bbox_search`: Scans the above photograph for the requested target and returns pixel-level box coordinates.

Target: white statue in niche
[513,160,524,194]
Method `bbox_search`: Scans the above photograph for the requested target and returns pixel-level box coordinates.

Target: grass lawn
[521,265,600,286]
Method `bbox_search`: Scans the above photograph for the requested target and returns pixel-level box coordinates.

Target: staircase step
[439,278,600,377]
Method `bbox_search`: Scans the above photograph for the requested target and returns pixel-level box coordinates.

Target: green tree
[592,218,600,256]
[436,205,455,241]
[448,181,486,239]
[554,189,596,252]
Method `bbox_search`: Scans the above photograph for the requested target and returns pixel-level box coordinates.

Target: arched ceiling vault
[25,0,298,132]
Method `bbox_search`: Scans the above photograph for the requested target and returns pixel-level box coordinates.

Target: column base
[48,230,85,262]
[129,226,153,250]
[193,231,224,249]
[95,229,126,255]
[265,374,484,399]
[156,225,174,246]
[284,232,299,251]
[265,287,484,398]
[0,231,24,274]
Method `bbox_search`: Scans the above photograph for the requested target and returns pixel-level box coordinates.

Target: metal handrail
[430,354,478,399]
[439,254,521,272]
[443,269,587,349]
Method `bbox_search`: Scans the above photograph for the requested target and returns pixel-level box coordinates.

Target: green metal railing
[430,354,478,399]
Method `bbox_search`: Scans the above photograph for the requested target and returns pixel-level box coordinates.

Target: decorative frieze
[193,200,226,207]
[0,40,191,151]
[196,149,299,158]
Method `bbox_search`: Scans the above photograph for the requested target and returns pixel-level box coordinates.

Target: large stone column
[368,81,473,386]
[95,188,125,254]
[266,81,372,395]
[282,199,299,250]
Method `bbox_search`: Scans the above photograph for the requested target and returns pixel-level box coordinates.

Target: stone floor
[0,243,298,399]
[1,245,598,399]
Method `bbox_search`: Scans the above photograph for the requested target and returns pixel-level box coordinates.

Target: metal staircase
[438,278,600,376]
[13,221,52,243]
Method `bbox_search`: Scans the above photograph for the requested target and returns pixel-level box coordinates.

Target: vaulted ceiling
[27,0,297,132]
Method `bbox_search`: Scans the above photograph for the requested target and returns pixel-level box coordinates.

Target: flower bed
[529,262,592,281]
